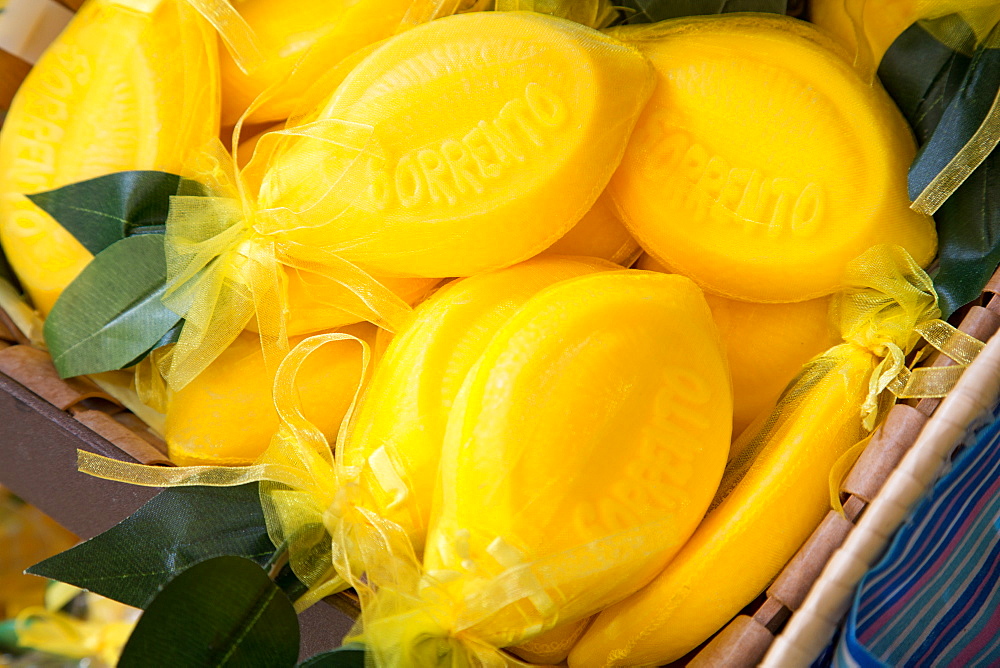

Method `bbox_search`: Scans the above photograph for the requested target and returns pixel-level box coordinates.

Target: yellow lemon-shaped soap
[570,347,873,667]
[414,271,731,651]
[165,322,374,466]
[343,256,616,553]
[609,15,936,302]
[635,254,838,438]
[259,12,655,278]
[0,0,219,316]
[238,128,442,336]
[542,190,641,265]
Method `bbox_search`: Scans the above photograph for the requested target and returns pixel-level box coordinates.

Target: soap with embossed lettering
[342,256,616,555]
[258,12,655,279]
[355,271,732,660]
[608,15,936,303]
[0,0,219,315]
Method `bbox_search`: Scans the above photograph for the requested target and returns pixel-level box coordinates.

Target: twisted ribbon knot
[835,246,988,430]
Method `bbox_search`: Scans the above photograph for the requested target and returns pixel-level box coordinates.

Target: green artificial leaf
[26,171,181,255]
[907,29,1000,199]
[879,22,973,144]
[28,484,275,609]
[299,644,366,667]
[43,234,181,377]
[881,21,1000,316]
[614,0,785,25]
[932,152,1000,316]
[118,556,299,668]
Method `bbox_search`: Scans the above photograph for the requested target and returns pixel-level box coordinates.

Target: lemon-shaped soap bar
[570,347,874,666]
[259,12,655,278]
[420,271,731,649]
[0,0,219,315]
[165,323,374,466]
[343,256,615,552]
[609,15,936,302]
[542,190,641,265]
[636,254,838,438]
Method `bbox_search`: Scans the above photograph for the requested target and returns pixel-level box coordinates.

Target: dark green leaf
[299,644,366,667]
[932,152,1000,316]
[28,485,274,609]
[907,27,1000,199]
[26,171,181,255]
[879,22,973,144]
[43,234,180,377]
[118,556,299,668]
[614,0,785,25]
[881,21,1000,315]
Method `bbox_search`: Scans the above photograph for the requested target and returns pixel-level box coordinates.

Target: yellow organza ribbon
[720,245,975,507]
[14,607,134,667]
[144,137,412,399]
[911,15,1000,215]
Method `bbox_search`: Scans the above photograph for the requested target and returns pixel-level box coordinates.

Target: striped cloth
[831,408,1000,667]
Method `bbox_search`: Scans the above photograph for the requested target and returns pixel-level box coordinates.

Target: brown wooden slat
[0,370,157,538]
[0,48,30,112]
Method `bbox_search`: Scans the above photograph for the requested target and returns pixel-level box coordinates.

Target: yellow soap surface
[421,271,732,648]
[609,15,936,303]
[570,348,873,666]
[258,12,655,279]
[166,323,374,466]
[343,256,616,553]
[635,254,838,438]
[0,0,219,315]
[220,0,434,126]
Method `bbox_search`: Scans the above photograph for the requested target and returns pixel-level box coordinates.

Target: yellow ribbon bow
[141,133,413,403]
[719,245,981,507]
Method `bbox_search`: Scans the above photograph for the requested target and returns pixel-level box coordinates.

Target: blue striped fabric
[831,408,1000,668]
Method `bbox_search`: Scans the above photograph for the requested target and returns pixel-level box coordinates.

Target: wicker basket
[2,0,999,665]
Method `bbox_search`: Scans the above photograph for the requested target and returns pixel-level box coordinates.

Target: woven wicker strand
[761,329,1000,667]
